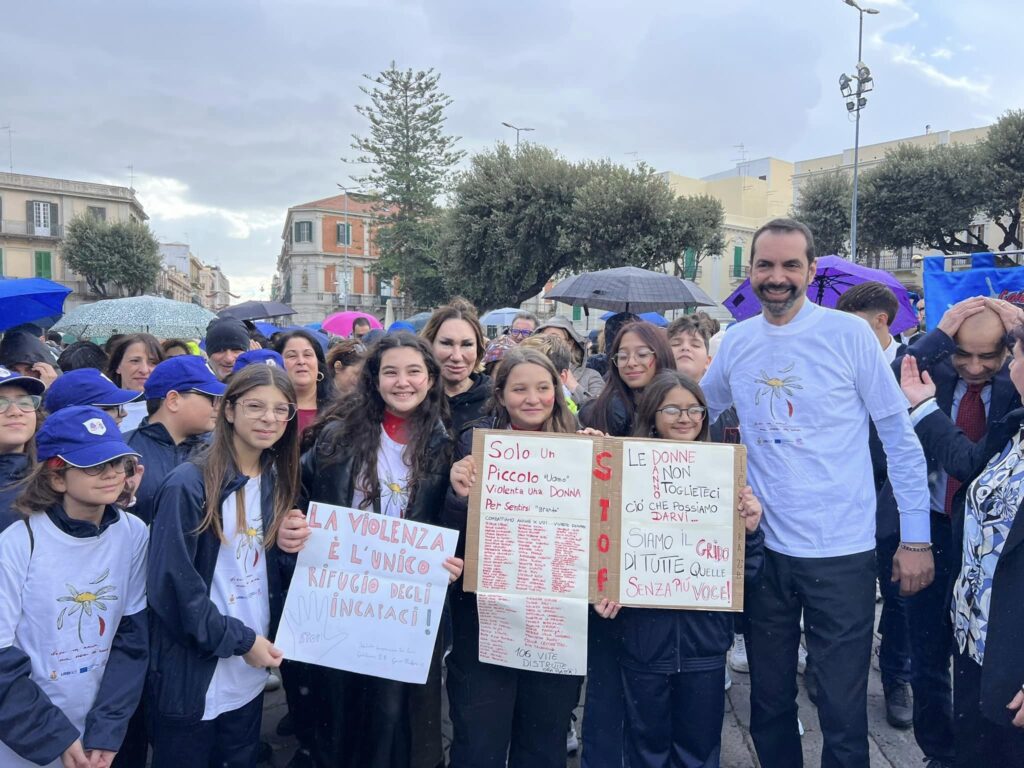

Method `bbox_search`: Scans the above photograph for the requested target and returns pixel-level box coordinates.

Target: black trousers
[953,651,1024,767]
[281,659,317,753]
[905,513,955,761]
[747,548,875,768]
[874,532,912,689]
[621,663,725,768]
[446,591,582,768]
[581,609,626,767]
[150,692,263,768]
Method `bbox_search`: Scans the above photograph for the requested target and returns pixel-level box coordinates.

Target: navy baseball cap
[36,406,140,467]
[0,364,45,396]
[232,349,285,373]
[144,356,227,400]
[44,369,141,413]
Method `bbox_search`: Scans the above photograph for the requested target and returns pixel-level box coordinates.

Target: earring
[316,371,325,382]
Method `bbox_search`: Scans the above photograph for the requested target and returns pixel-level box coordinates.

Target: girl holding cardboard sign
[608,369,765,768]
[287,332,463,768]
[446,347,593,768]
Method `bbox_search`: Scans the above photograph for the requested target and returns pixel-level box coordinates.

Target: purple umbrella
[723,255,918,334]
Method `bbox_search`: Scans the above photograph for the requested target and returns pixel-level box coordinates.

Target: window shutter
[50,203,58,234]
[733,245,743,277]
[26,201,34,235]
[324,265,336,293]
[0,248,4,276]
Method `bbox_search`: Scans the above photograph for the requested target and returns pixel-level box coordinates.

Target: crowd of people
[0,216,1022,768]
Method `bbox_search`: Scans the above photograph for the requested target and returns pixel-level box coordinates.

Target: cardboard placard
[275,502,457,684]
[465,429,747,612]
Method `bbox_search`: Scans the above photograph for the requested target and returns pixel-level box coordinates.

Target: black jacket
[146,460,293,724]
[619,524,764,673]
[0,453,30,532]
[0,505,148,763]
[915,404,1024,723]
[875,328,1021,538]
[125,419,210,525]
[579,389,633,437]
[447,373,492,436]
[299,418,454,768]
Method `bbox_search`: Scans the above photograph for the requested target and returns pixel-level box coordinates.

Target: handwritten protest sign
[616,440,744,609]
[464,432,593,676]
[275,502,457,684]
[465,431,747,674]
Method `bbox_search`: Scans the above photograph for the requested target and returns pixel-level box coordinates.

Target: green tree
[61,215,160,297]
[108,220,161,296]
[349,63,465,307]
[439,143,583,310]
[978,109,1024,251]
[858,143,987,254]
[440,146,725,310]
[792,172,851,257]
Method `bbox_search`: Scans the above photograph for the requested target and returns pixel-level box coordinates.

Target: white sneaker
[798,717,805,737]
[729,634,749,673]
[724,665,732,691]
[567,723,579,755]
[797,643,808,675]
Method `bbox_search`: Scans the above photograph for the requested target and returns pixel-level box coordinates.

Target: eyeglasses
[0,395,41,414]
[80,457,136,477]
[611,349,656,367]
[656,405,707,420]
[237,399,297,421]
[182,391,221,407]
[101,405,128,419]
[509,328,533,339]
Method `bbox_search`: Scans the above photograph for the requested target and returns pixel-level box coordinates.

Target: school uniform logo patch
[83,418,107,435]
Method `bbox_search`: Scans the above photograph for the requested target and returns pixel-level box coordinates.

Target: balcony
[856,251,917,273]
[0,220,64,239]
[680,265,702,280]
[730,265,750,278]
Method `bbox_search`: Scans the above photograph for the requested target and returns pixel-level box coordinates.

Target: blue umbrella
[303,322,323,331]
[253,321,280,337]
[0,277,72,333]
[600,310,668,327]
[480,307,523,327]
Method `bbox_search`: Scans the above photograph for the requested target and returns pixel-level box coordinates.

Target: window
[572,305,582,321]
[324,265,337,293]
[683,248,697,279]
[294,221,313,243]
[34,251,52,279]
[336,222,352,246]
[29,201,56,236]
[732,245,743,277]
[87,206,106,222]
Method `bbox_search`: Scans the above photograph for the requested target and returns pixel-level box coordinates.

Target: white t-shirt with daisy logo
[0,511,148,767]
[203,475,270,721]
[352,427,412,518]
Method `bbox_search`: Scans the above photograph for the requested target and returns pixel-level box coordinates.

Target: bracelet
[899,542,933,552]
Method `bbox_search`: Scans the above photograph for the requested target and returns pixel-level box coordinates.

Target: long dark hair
[633,370,710,442]
[313,332,449,509]
[586,321,675,435]
[273,329,335,408]
[197,365,300,548]
[106,333,165,387]
[489,347,577,433]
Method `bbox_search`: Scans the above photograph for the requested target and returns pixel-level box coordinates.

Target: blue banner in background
[922,253,1024,330]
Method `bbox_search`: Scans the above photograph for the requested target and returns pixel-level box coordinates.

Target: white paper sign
[472,433,592,675]
[618,440,737,608]
[275,502,457,684]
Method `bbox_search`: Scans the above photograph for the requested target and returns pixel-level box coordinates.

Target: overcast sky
[1,0,1014,300]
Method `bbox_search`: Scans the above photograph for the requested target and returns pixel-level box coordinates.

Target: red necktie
[944,383,987,515]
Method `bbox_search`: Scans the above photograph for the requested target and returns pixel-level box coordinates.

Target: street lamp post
[501,121,535,149]
[337,184,365,312]
[840,0,879,262]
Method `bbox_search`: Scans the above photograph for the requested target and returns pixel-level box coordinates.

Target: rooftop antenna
[625,151,640,165]
[0,124,13,173]
[126,163,134,191]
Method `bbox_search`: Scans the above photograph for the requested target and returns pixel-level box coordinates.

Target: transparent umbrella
[53,296,217,339]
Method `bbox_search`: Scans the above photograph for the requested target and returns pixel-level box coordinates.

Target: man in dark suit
[837,283,913,729]
[881,296,1023,767]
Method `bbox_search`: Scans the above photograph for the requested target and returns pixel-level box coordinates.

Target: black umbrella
[545,266,716,313]
[217,300,296,321]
